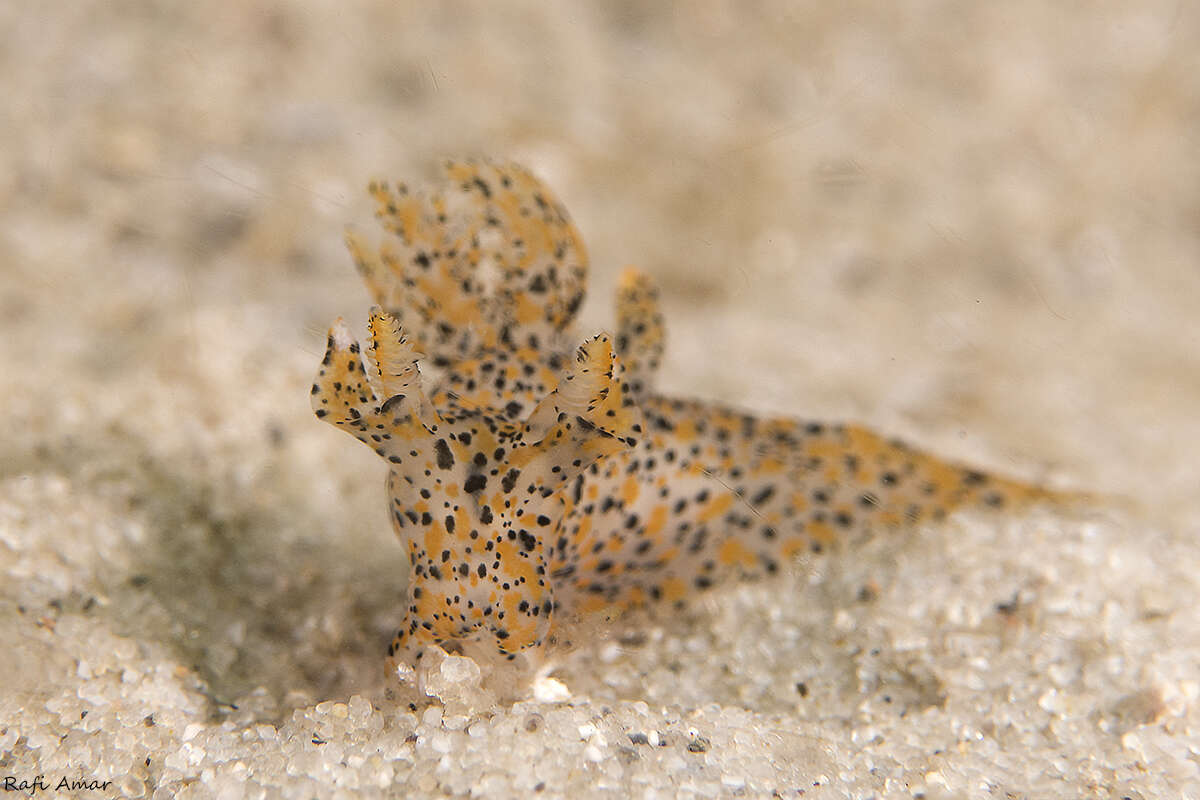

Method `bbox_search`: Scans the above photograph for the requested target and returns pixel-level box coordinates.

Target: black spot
[536,515,551,526]
[464,474,487,494]
[505,401,523,418]
[750,486,775,506]
[434,439,454,470]
[518,531,538,551]
[501,469,521,493]
[421,512,433,526]
[445,515,456,533]
[480,506,494,524]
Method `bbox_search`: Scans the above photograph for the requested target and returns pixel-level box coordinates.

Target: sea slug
[312,161,1076,695]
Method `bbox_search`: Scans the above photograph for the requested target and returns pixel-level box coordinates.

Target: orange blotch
[643,505,668,538]
[494,541,537,584]
[809,519,836,546]
[578,594,613,615]
[499,618,539,651]
[756,456,786,475]
[845,426,892,461]
[718,538,756,569]
[392,201,420,240]
[513,293,544,325]
[697,492,733,523]
[573,514,594,545]
[423,520,446,556]
[660,577,687,603]
[780,536,809,560]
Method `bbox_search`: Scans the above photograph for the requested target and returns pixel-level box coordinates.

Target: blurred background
[2,1,1197,704]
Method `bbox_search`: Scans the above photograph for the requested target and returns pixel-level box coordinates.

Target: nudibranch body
[312,161,1071,689]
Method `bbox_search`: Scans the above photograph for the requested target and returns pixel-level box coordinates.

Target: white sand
[2,2,1198,797]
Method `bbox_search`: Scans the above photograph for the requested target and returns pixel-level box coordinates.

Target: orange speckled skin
[312,161,1071,691]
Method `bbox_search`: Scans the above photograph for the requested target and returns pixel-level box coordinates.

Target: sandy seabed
[2,2,1199,798]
